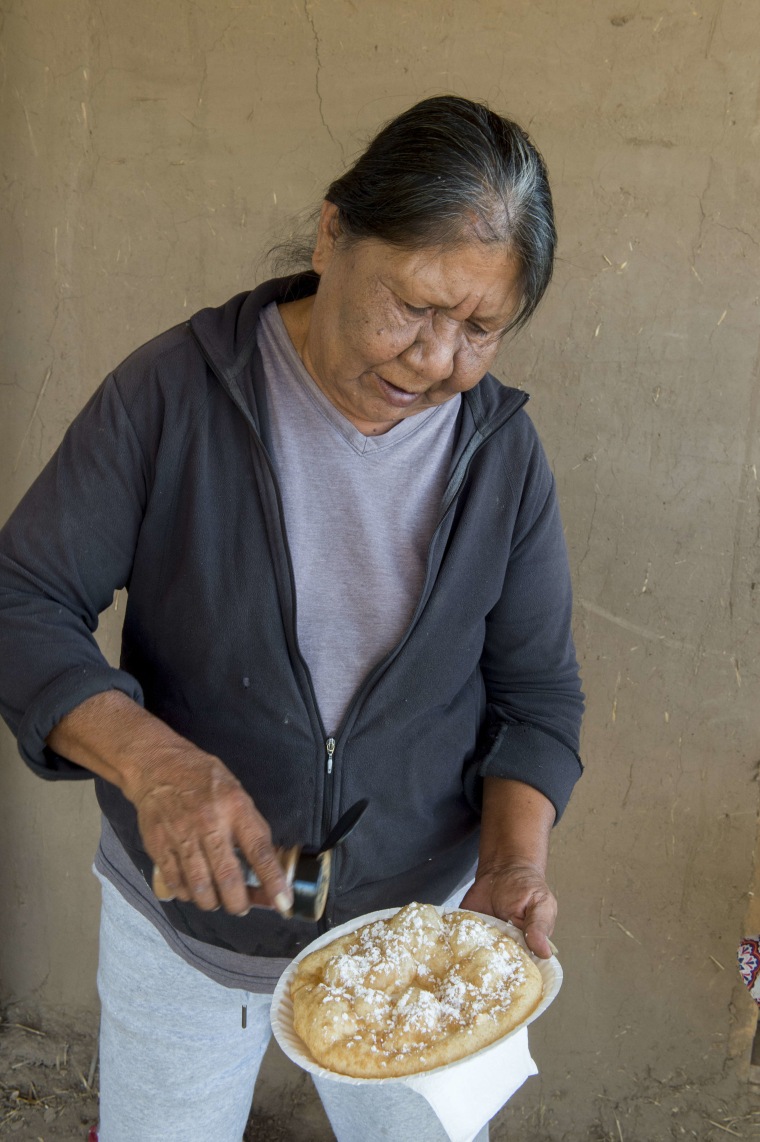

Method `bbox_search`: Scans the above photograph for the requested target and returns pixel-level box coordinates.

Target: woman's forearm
[477,776,556,873]
[46,689,190,799]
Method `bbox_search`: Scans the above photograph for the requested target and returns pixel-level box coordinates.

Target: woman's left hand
[460,859,557,959]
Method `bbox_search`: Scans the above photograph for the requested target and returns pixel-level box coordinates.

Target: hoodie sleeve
[0,372,150,778]
[478,428,584,820]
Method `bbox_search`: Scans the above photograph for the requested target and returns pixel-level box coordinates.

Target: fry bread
[290,902,543,1078]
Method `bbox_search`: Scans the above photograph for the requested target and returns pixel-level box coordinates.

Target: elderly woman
[0,96,583,1141]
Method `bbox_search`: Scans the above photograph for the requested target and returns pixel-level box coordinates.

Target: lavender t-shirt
[258,302,460,733]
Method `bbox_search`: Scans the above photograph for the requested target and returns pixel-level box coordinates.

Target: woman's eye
[468,323,491,338]
[405,303,430,317]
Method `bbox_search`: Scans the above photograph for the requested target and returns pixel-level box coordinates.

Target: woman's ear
[312,201,341,275]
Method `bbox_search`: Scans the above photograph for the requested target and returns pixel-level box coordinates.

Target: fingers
[200,828,248,915]
[522,914,555,959]
[202,786,293,916]
[178,838,222,912]
[236,823,294,917]
[136,752,293,918]
[463,863,558,959]
[152,835,221,911]
[150,841,192,902]
[512,886,557,960]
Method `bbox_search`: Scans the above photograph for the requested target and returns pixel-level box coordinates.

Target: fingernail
[275,891,294,917]
[236,907,251,917]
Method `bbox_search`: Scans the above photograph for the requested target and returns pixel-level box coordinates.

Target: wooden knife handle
[151,866,175,901]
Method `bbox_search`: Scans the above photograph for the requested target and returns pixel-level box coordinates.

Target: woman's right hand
[128,743,293,916]
[47,690,294,917]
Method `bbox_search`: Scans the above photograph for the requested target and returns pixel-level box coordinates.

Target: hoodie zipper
[323,737,336,839]
[189,321,527,922]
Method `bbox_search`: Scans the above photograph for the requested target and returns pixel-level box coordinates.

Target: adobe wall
[2,2,758,1136]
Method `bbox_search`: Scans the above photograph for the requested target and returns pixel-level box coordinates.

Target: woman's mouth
[373,374,424,408]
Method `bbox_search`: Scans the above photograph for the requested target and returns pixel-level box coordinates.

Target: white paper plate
[270,905,563,1086]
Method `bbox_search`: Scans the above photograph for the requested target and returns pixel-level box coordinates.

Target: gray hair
[273,95,556,334]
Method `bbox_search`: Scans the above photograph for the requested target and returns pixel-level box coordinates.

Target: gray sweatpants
[96,876,488,1142]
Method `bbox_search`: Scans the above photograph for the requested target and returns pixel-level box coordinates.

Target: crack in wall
[728,335,760,623]
[193,16,240,117]
[303,0,343,163]
[692,155,715,266]
[13,365,52,472]
[578,598,700,653]
[705,0,725,60]
[712,220,760,250]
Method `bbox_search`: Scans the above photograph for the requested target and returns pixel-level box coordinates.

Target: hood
[189,272,320,378]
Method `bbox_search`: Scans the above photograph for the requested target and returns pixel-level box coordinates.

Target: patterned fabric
[738,936,760,1004]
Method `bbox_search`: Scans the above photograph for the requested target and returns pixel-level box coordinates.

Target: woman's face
[287,203,524,436]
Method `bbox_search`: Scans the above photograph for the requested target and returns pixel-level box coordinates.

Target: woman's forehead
[374,240,522,324]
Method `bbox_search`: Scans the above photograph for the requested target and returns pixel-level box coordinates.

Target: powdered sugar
[295,903,536,1065]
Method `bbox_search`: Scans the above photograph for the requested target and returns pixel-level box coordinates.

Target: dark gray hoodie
[0,274,584,959]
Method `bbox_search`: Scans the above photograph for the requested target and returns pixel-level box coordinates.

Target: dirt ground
[0,1017,98,1141]
[0,1009,335,1142]
[4,1009,760,1142]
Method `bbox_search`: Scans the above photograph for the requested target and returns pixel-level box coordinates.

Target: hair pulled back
[324,95,556,333]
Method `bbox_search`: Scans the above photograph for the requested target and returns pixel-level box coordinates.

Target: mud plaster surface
[1,1,759,1140]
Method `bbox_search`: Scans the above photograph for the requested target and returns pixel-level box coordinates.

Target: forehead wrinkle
[432,286,518,332]
[389,270,509,323]
[444,292,500,322]
[381,244,520,327]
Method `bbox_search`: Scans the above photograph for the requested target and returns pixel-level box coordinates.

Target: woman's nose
[402,320,460,383]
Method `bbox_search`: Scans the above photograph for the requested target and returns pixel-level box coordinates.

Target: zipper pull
[326,737,336,775]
